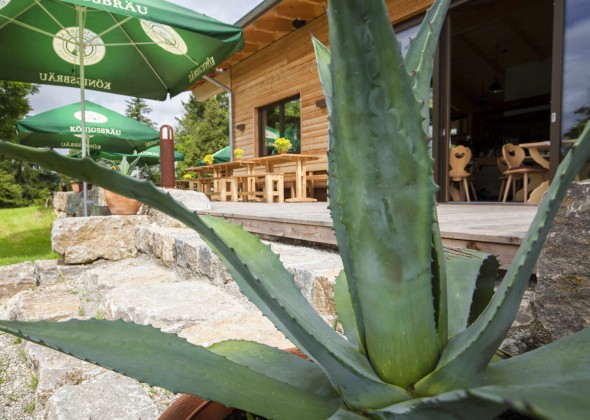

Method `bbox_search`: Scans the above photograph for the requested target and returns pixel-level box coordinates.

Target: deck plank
[199,202,538,271]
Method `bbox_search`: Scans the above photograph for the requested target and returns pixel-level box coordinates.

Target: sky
[27,0,263,128]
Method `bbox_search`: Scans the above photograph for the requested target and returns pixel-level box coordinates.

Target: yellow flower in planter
[273,138,292,153]
[203,154,214,165]
[182,173,193,180]
[234,148,244,160]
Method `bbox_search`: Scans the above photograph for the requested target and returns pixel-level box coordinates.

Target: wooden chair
[449,145,476,202]
[501,143,547,203]
[496,157,509,202]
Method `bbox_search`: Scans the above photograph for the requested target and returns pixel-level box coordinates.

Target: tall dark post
[160,125,175,189]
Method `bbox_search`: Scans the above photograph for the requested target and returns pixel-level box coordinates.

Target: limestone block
[536,180,590,340]
[83,257,180,299]
[180,312,292,349]
[26,342,105,408]
[99,280,254,333]
[0,262,36,301]
[34,260,87,287]
[270,242,342,320]
[52,192,70,218]
[135,226,182,267]
[52,216,148,264]
[139,188,211,227]
[45,372,159,420]
[8,289,80,321]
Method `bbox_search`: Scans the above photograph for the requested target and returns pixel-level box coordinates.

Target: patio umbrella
[17,101,160,153]
[197,145,230,165]
[0,0,244,214]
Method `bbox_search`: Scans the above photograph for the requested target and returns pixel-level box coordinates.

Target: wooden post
[160,125,175,189]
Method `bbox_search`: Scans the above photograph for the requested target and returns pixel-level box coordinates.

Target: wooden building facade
[192,0,590,202]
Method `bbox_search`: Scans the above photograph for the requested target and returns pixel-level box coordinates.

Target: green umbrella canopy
[198,145,230,165]
[17,101,160,153]
[0,0,244,100]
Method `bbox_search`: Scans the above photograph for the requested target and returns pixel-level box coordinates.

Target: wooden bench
[234,173,284,203]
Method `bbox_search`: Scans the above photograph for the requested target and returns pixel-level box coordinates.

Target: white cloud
[27,1,262,129]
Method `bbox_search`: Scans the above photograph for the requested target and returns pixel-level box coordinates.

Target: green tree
[0,82,58,208]
[175,94,229,174]
[124,97,155,128]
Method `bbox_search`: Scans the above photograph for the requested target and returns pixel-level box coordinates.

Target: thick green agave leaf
[484,327,590,386]
[208,340,337,397]
[312,35,367,354]
[333,271,364,353]
[313,35,449,352]
[369,389,506,419]
[312,36,332,116]
[415,122,590,395]
[404,0,451,136]
[0,142,408,408]
[328,0,439,387]
[445,248,498,337]
[328,408,370,419]
[431,212,449,348]
[0,319,339,420]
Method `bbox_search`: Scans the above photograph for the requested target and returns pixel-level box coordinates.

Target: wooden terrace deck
[199,202,539,271]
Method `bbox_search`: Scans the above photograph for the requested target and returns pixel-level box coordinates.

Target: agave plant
[1,0,589,418]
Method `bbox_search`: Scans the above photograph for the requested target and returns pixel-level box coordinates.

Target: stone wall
[535,180,590,340]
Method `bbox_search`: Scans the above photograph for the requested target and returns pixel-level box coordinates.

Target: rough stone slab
[135,226,185,267]
[139,225,343,321]
[0,262,36,301]
[44,372,159,420]
[8,289,80,321]
[99,281,254,333]
[139,188,211,227]
[34,260,87,287]
[52,215,148,264]
[179,312,292,349]
[537,180,590,340]
[26,343,105,408]
[269,242,341,320]
[83,257,182,299]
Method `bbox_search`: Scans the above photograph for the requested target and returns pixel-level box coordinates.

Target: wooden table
[517,140,577,203]
[186,161,257,201]
[250,154,320,202]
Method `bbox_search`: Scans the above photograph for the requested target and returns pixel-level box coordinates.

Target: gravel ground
[0,317,40,420]
[0,264,177,419]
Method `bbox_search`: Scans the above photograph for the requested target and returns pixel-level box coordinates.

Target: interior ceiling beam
[504,16,547,61]
[451,78,479,108]
[456,34,503,75]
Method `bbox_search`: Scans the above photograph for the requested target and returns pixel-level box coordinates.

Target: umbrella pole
[77,6,88,217]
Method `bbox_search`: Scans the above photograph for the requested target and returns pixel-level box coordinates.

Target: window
[258,96,301,156]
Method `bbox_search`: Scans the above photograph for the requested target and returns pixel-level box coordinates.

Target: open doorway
[445,0,554,201]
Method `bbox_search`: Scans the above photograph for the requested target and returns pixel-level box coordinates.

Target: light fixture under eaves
[488,78,503,94]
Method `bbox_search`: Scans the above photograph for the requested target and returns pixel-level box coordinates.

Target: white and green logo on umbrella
[0,0,244,99]
[17,101,160,153]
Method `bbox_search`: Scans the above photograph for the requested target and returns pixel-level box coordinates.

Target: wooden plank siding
[196,0,438,175]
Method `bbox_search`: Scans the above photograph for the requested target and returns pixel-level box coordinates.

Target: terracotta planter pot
[104,190,142,215]
[70,181,92,192]
[159,348,307,420]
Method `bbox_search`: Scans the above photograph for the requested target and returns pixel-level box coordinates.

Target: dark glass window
[562,0,590,140]
[258,96,301,156]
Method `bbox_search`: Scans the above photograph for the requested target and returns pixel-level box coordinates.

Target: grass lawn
[0,206,59,267]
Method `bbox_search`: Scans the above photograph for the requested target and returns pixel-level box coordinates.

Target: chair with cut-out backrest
[449,145,476,202]
[501,143,547,203]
